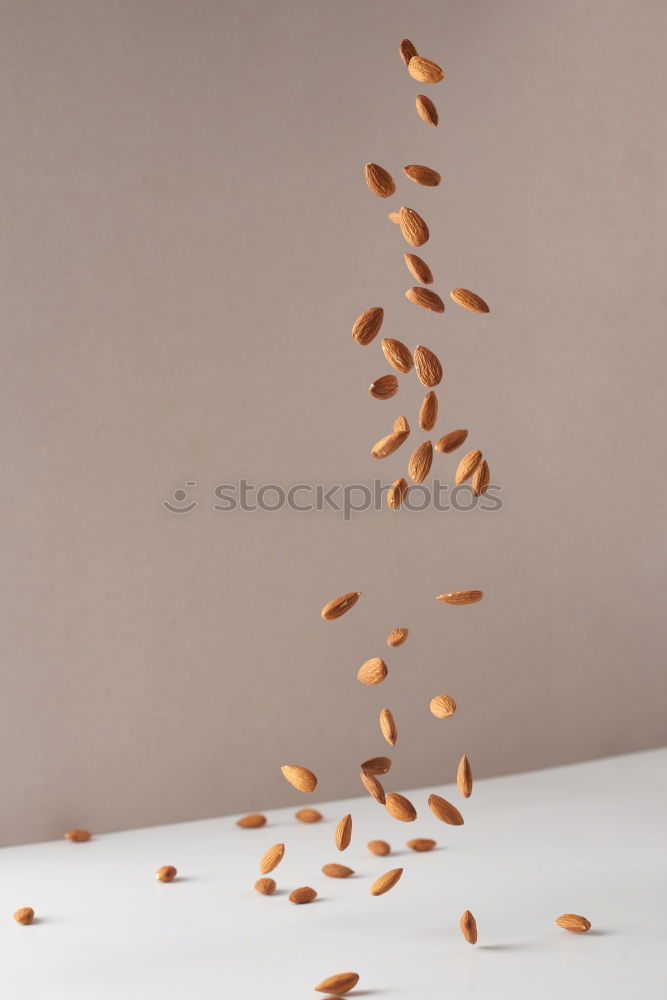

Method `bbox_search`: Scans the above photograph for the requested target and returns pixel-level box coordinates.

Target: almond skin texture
[352,306,383,346]
[555,913,592,933]
[371,430,409,459]
[289,886,317,904]
[156,866,177,882]
[408,440,433,484]
[460,909,478,944]
[360,768,386,804]
[370,867,403,896]
[236,813,266,829]
[259,843,285,874]
[435,428,468,454]
[404,164,441,187]
[408,55,444,83]
[430,693,457,718]
[369,374,398,400]
[322,863,354,878]
[382,337,414,373]
[419,392,438,432]
[437,590,484,606]
[335,814,352,851]
[414,345,443,387]
[364,162,396,198]
[394,415,410,433]
[428,794,464,825]
[406,287,445,313]
[387,477,408,509]
[407,838,437,852]
[357,657,388,685]
[254,877,276,895]
[315,972,360,996]
[64,829,92,842]
[295,808,322,823]
[13,907,34,925]
[455,449,483,484]
[368,840,391,856]
[399,38,418,66]
[385,792,417,822]
[457,754,473,798]
[416,94,438,125]
[281,764,317,793]
[387,627,409,648]
[321,591,360,620]
[361,755,392,776]
[472,459,490,496]
[379,708,398,746]
[450,288,490,313]
[404,253,433,285]
[399,206,429,247]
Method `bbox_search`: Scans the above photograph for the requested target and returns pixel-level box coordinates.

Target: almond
[472,459,490,496]
[13,907,34,925]
[379,707,398,746]
[357,657,388,685]
[406,287,445,312]
[404,253,433,285]
[428,794,464,825]
[254,877,276,895]
[321,591,360,620]
[364,162,396,198]
[403,164,441,187]
[371,430,409,459]
[335,813,352,851]
[416,94,438,126]
[460,909,478,944]
[414,345,442,387]
[388,210,401,224]
[435,428,468,454]
[555,913,592,933]
[352,306,383,346]
[406,838,436,852]
[419,392,438,432]
[455,449,482,484]
[385,792,417,822]
[295,808,322,823]
[64,829,92,842]
[387,477,408,509]
[394,415,410,433]
[259,843,285,874]
[322,863,354,878]
[361,755,392,775]
[156,865,177,882]
[429,693,457,718]
[382,337,414,373]
[370,867,403,896]
[450,287,490,313]
[281,764,318,793]
[369,374,398,400]
[315,972,360,996]
[367,840,390,856]
[386,627,409,647]
[236,813,266,829]
[399,38,418,66]
[399,206,429,247]
[437,589,483,606]
[360,769,386,804]
[408,440,433,483]
[289,886,317,904]
[408,55,444,83]
[457,754,473,798]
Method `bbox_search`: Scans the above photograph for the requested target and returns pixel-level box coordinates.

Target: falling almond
[408,440,433,484]
[321,591,360,620]
[419,392,438,432]
[254,877,276,895]
[369,374,398,400]
[472,459,490,496]
[370,867,403,896]
[295,807,322,823]
[322,863,354,878]
[450,288,490,313]
[360,768,386,804]
[408,55,444,83]
[371,430,409,459]
[406,838,436,852]
[367,839,391,856]
[361,755,392,775]
[281,764,318,793]
[388,210,401,224]
[399,38,418,66]
[460,909,478,944]
[352,306,383,346]
[13,907,34,925]
[416,94,438,126]
[437,590,483,606]
[414,345,442,387]
[335,813,352,851]
[357,657,388,685]
[428,794,464,825]
[387,477,408,509]
[385,792,417,822]
[382,337,414,373]
[404,164,441,187]
[379,707,398,746]
[404,253,433,285]
[394,415,410,433]
[387,627,409,648]
[430,693,457,718]
[259,843,285,874]
[315,972,360,996]
[399,206,429,247]
[364,162,396,198]
[435,428,468,454]
[289,886,317,904]
[555,913,592,933]
[455,449,483,484]
[236,813,266,829]
[405,287,445,313]
[457,754,473,798]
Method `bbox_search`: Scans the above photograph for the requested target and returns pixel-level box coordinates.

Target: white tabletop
[1,748,664,999]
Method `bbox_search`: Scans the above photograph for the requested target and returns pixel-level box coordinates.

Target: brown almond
[379,708,398,746]
[408,55,444,83]
[321,591,360,620]
[472,459,490,496]
[450,287,490,313]
[156,865,177,882]
[404,253,433,285]
[335,813,352,851]
[394,415,410,433]
[406,838,436,852]
[382,337,414,373]
[369,374,398,400]
[322,863,354,878]
[419,391,438,432]
[254,877,276,895]
[437,589,483,606]
[13,907,34,925]
[387,627,409,647]
[295,807,322,823]
[404,164,441,187]
[414,345,443,387]
[281,764,318,793]
[429,693,457,718]
[385,792,417,822]
[455,449,483,484]
[399,38,418,66]
[416,94,438,126]
[357,657,388,685]
[408,440,433,484]
[64,829,92,842]
[352,306,383,346]
[364,162,396,199]
[555,913,592,933]
[361,755,392,776]
[360,769,386,804]
[367,839,391,856]
[435,428,468,454]
[315,972,360,995]
[399,206,429,247]
[406,287,445,313]
[289,886,317,904]
[371,430,409,459]
[388,210,401,224]
[428,794,464,825]
[460,909,478,944]
[236,813,266,829]
[259,843,285,874]
[387,477,408,509]
[370,867,403,896]
[457,754,473,798]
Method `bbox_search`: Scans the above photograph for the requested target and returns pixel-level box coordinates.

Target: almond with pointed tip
[364,162,396,198]
[414,345,442,387]
[321,591,360,620]
[555,913,591,933]
[259,843,285,874]
[455,449,482,484]
[399,38,418,66]
[457,754,473,798]
[236,813,266,829]
[360,769,386,804]
[314,972,360,996]
[13,907,34,925]
[335,813,352,851]
[361,755,392,775]
[289,886,317,904]
[394,415,410,433]
[408,440,433,483]
[437,590,483,606]
[406,838,436,852]
[385,792,417,822]
[156,865,177,882]
[379,707,398,746]
[428,794,464,825]
[408,55,444,83]
[387,477,408,509]
[435,428,468,453]
[460,909,478,943]
[404,164,441,187]
[399,206,429,247]
[416,94,438,125]
[382,337,414,373]
[322,863,354,878]
[367,839,391,856]
[472,459,490,496]
[281,764,318,793]
[404,253,433,285]
[352,306,383,345]
[430,693,457,718]
[450,288,490,313]
[357,657,388,685]
[419,391,438,431]
[295,807,322,823]
[370,867,403,896]
[65,829,92,842]
[371,430,409,459]
[387,627,409,648]
[254,877,276,895]
[406,287,445,313]
[369,374,398,400]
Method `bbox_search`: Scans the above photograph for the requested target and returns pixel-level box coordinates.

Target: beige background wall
[2,0,666,846]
